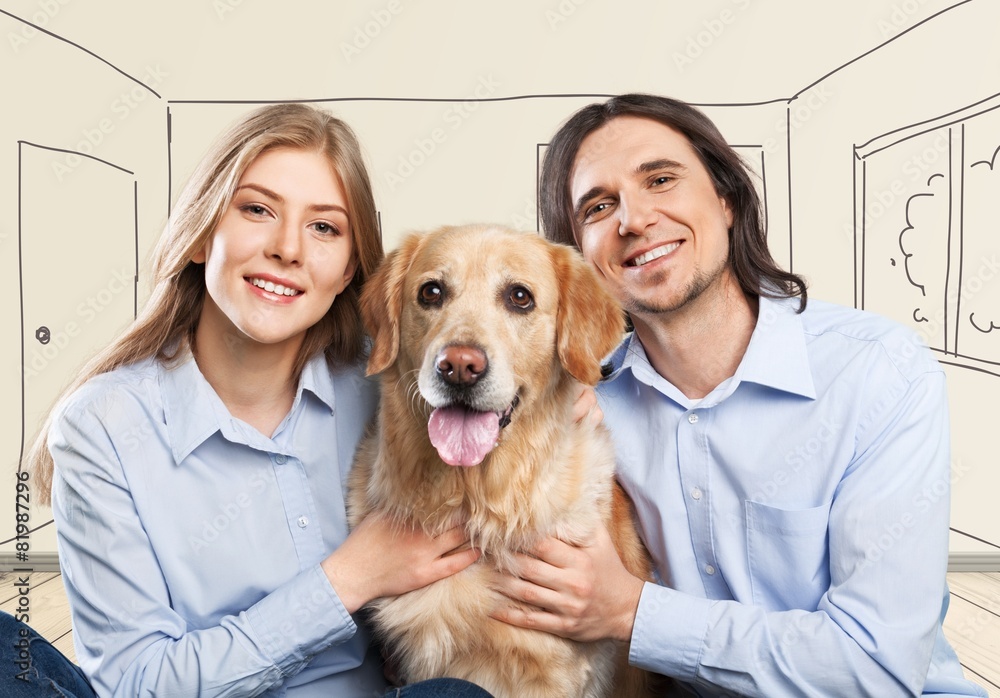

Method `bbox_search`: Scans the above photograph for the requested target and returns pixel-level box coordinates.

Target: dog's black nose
[436,345,487,386]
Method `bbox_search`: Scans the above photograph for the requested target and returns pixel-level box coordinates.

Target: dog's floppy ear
[551,243,626,385]
[360,232,424,376]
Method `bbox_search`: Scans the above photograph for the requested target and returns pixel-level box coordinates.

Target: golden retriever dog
[348,224,657,697]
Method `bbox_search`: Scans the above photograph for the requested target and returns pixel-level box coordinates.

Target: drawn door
[19,143,137,445]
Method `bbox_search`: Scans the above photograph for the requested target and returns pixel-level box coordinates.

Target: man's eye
[650,174,679,189]
[583,202,611,221]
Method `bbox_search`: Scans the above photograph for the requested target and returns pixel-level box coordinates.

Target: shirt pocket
[745,499,831,611]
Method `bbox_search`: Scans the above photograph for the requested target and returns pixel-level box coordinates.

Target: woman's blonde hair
[27,103,384,504]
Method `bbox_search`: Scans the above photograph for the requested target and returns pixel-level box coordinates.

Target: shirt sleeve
[50,393,360,698]
[629,370,979,697]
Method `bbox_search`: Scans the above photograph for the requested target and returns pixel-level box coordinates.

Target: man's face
[569,116,735,319]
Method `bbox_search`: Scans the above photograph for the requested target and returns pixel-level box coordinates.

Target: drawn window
[854,98,1000,376]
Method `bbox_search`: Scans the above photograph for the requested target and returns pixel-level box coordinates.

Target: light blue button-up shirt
[599,296,987,697]
[49,349,387,697]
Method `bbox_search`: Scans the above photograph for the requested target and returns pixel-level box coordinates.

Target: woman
[11,103,491,697]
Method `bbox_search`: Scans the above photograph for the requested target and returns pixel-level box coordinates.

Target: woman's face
[194,146,357,354]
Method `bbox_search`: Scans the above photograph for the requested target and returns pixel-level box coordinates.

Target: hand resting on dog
[490,521,644,644]
[324,516,480,614]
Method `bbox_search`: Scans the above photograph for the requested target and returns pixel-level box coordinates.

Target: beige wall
[2,0,997,568]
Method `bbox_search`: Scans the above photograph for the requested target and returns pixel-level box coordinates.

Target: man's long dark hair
[539,93,806,311]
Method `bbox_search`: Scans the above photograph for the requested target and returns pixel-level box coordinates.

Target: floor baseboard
[948,552,1000,572]
[5,551,999,574]
[0,552,60,573]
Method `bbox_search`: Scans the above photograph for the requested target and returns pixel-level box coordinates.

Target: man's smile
[626,241,681,267]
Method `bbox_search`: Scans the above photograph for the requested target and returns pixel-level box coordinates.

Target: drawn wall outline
[2,0,998,573]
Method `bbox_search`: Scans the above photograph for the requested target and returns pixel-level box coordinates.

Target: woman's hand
[323,514,479,613]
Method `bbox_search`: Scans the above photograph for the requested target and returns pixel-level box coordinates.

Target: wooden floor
[948,573,1000,696]
[2,571,998,695]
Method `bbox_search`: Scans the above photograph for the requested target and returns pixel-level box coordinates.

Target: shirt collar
[298,351,337,413]
[606,333,657,386]
[739,295,816,399]
[159,348,337,463]
[159,349,221,463]
[603,295,816,401]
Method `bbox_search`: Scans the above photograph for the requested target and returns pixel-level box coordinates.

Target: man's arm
[492,371,971,696]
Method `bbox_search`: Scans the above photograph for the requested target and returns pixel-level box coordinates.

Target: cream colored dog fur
[348,224,657,697]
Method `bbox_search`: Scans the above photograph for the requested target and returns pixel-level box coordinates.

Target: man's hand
[571,381,604,427]
[323,514,479,613]
[489,522,644,643]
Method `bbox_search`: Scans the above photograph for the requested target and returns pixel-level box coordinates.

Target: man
[491,94,986,697]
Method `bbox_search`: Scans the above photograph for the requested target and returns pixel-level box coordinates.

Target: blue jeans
[2,611,492,697]
[0,610,96,697]
[385,678,495,697]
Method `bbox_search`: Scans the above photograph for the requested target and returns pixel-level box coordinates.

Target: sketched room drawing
[1,1,998,573]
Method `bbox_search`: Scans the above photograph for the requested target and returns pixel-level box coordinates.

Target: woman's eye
[241,203,269,217]
[506,285,534,311]
[418,281,444,307]
[313,222,340,235]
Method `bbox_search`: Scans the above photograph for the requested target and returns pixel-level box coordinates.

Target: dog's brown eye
[506,285,534,312]
[418,281,444,307]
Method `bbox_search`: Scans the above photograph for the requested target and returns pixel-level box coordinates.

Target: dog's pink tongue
[428,406,499,466]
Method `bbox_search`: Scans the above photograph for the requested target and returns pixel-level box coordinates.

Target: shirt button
[275,454,287,465]
[691,487,703,500]
[688,413,699,424]
[705,564,716,575]
[297,516,309,528]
